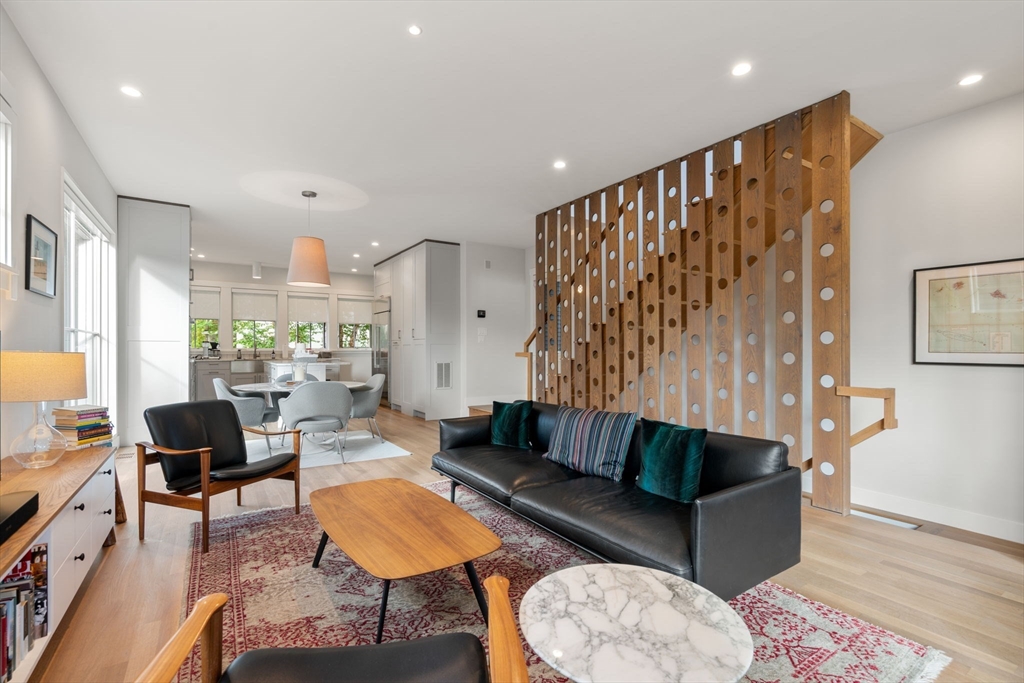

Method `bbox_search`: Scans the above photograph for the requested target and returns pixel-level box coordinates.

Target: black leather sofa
[431,402,801,600]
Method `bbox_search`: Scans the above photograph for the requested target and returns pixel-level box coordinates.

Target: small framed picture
[26,215,58,298]
[913,257,1023,366]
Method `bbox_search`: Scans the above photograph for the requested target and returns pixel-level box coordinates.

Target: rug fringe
[912,648,952,683]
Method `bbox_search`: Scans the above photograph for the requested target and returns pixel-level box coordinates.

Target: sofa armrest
[439,415,492,451]
[691,466,801,600]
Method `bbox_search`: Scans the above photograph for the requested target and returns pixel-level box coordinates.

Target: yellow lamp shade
[0,351,87,403]
[286,237,331,287]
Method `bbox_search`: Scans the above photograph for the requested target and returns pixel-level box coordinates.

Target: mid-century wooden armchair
[137,400,302,553]
[135,575,529,683]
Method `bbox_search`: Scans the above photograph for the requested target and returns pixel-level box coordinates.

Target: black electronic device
[0,491,39,544]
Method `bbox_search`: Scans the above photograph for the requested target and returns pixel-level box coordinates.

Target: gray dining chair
[212,378,279,452]
[350,374,386,442]
[279,382,354,461]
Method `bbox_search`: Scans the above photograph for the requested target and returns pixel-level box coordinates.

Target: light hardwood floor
[32,408,1023,683]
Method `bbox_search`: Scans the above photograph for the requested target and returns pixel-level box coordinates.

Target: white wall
[190,260,375,380]
[461,243,528,407]
[0,7,117,455]
[850,93,1024,542]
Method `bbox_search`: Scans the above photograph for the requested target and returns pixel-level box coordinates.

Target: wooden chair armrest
[135,593,228,683]
[136,441,212,457]
[241,426,302,437]
[484,576,529,683]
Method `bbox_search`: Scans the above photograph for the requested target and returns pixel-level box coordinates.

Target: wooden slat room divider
[532,91,881,515]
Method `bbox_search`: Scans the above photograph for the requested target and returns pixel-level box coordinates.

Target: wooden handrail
[516,330,538,399]
[836,386,898,446]
[484,576,530,683]
[135,593,228,683]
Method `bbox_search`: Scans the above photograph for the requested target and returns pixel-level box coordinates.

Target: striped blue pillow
[544,406,637,481]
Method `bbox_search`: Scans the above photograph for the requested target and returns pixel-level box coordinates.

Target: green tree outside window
[339,323,371,348]
[289,322,327,349]
[233,320,276,349]
[190,318,219,349]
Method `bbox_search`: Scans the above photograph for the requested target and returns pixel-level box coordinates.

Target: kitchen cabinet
[375,241,461,420]
[195,361,230,401]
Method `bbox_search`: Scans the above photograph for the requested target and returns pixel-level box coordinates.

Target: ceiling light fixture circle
[553,160,567,169]
[958,74,983,86]
[408,25,422,36]
[120,85,142,97]
[732,63,752,76]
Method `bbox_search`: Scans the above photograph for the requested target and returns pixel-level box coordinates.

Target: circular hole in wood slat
[747,178,758,190]
[820,418,836,433]
[718,425,728,433]
[782,270,796,283]
[691,300,700,311]
[691,266,700,276]
[718,278,728,290]
[691,369,700,380]
[627,351,636,360]
[548,240,554,248]
[627,291,635,301]
[627,260,635,271]
[668,285,677,295]
[782,311,796,324]
[646,210,655,221]
[820,330,834,344]
[690,196,701,207]
[717,351,728,362]
[668,252,677,263]
[537,256,543,264]
[668,220,677,230]
[782,229,795,242]
[690,230,701,242]
[691,403,701,414]
[668,384,677,395]
[783,352,796,364]
[549,363,555,371]
[820,462,835,476]
[718,241,729,253]
[592,267,598,277]
[782,434,796,447]
[820,243,835,257]
[718,314,727,326]
[609,336,616,345]
[691,334,701,345]
[562,249,569,257]
[627,231,635,241]
[592,295,599,304]
[820,287,835,301]
[608,394,616,402]
[627,381,635,390]
[537,232,543,240]
[647,335,656,346]
[820,199,835,214]
[609,249,617,260]
[647,304,655,314]
[668,351,677,362]
[609,279,617,289]
[820,155,835,169]
[592,213,599,222]
[782,392,795,406]
[747,255,758,268]
[576,232,583,241]
[647,241,655,252]
[576,258,583,266]
[627,201,635,211]
[747,332,757,345]
[647,366,655,377]
[669,187,677,198]
[782,147,795,160]
[668,317,677,328]
[591,323,599,333]
[781,187,795,201]
[747,216,758,229]
[717,205,729,217]
[646,273,655,283]
[627,320,635,329]
[608,365,616,374]
[577,311,584,319]
[608,307,616,317]
[820,374,835,388]
[747,294,758,306]
[747,371,758,384]
[717,169,728,180]
[718,388,728,399]
[747,410,758,423]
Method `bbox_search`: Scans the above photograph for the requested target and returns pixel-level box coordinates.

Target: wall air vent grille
[435,362,452,390]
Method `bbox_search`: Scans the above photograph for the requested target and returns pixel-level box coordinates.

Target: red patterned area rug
[179,481,950,683]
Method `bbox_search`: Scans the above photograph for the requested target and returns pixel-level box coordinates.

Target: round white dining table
[232,380,368,394]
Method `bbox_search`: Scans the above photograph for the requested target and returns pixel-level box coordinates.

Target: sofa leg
[450,480,458,503]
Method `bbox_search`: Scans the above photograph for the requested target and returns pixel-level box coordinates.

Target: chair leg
[237,487,242,506]
[201,498,210,554]
[137,445,147,543]
[264,431,273,454]
[373,417,383,442]
[343,422,349,449]
[293,461,301,515]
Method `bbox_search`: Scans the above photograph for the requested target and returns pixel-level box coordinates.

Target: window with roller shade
[232,289,277,349]
[189,286,220,349]
[288,292,329,349]
[338,298,372,348]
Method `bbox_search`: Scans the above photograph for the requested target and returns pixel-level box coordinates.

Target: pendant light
[286,190,331,287]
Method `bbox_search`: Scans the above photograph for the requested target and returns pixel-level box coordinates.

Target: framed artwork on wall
[913,257,1024,366]
[25,215,58,298]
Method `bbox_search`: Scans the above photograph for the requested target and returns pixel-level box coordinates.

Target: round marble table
[519,564,753,683]
[232,380,367,394]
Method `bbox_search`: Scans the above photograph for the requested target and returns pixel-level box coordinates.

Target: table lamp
[0,351,87,468]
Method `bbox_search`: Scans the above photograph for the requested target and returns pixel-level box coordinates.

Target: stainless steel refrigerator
[372,297,391,407]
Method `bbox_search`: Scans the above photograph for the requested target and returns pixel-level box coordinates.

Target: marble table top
[519,564,753,683]
[232,380,367,394]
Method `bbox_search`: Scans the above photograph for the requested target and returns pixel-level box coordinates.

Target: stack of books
[0,544,47,681]
[54,405,112,450]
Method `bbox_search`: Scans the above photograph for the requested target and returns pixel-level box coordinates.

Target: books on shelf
[0,545,47,681]
[53,405,112,449]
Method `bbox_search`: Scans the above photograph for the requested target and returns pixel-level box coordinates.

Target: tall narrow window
[232,289,277,349]
[189,286,221,349]
[337,298,372,348]
[0,107,12,268]
[63,175,117,426]
[288,292,329,349]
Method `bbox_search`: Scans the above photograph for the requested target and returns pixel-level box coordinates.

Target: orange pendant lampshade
[286,190,331,287]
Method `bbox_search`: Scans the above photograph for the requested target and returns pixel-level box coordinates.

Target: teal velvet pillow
[636,418,707,503]
[490,400,532,449]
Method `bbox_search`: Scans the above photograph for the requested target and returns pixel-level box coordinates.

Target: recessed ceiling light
[371,242,379,247]
[197,254,205,258]
[732,63,752,76]
[190,247,194,251]
[553,160,566,169]
[351,268,358,272]
[353,254,360,258]
[958,74,983,86]
[408,25,422,36]
[120,85,142,97]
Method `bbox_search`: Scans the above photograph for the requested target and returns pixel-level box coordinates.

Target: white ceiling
[4,1,1022,272]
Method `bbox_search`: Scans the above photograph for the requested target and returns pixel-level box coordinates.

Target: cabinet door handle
[74,503,85,511]
[74,554,86,562]
[412,328,415,338]
[100,469,112,476]
[103,509,113,515]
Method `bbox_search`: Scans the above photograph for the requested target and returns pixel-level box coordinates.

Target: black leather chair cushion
[432,445,582,506]
[145,401,248,487]
[220,633,487,683]
[511,477,693,579]
[526,402,561,452]
[167,453,297,492]
[698,432,789,497]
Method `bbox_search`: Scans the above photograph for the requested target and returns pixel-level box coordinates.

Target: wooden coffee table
[309,478,502,643]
